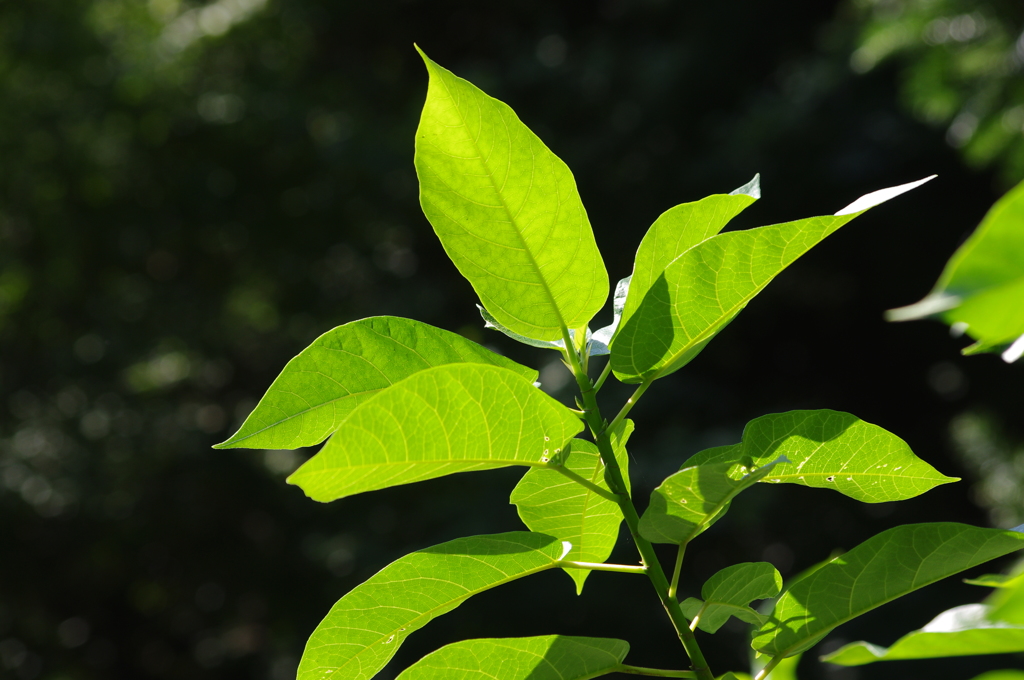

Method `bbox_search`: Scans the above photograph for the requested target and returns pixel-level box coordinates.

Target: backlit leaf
[684,410,957,503]
[415,48,608,342]
[510,421,633,593]
[288,364,582,502]
[297,532,567,680]
[611,177,935,383]
[752,523,1024,658]
[888,178,1024,362]
[216,316,535,450]
[821,603,1024,666]
[395,635,629,680]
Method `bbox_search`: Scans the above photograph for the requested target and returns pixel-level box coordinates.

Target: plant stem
[668,545,685,600]
[557,560,647,574]
[562,344,714,680]
[753,656,781,680]
[615,664,697,678]
[608,378,653,433]
[593,360,613,393]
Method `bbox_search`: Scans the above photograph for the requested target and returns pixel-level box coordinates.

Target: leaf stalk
[557,560,647,574]
[615,664,698,678]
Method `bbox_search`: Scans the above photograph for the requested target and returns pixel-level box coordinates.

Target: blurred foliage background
[1,1,1022,679]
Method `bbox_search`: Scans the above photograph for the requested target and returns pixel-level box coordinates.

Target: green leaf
[590,275,631,356]
[965,572,1024,588]
[297,532,567,680]
[611,177,935,383]
[888,178,1024,362]
[288,364,583,502]
[821,603,1024,666]
[752,523,1024,658]
[215,316,535,450]
[684,410,958,503]
[990,562,1024,625]
[968,672,1024,680]
[638,455,782,545]
[395,635,629,680]
[414,48,608,343]
[510,420,633,594]
[619,177,760,332]
[681,562,782,633]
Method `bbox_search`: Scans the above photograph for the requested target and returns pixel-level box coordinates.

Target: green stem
[557,560,647,574]
[668,544,685,600]
[615,664,697,678]
[562,346,714,680]
[593,359,613,393]
[753,656,781,680]
[549,464,621,502]
[608,378,653,433]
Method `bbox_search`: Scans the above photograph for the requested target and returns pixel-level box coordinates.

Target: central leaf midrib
[439,73,569,337]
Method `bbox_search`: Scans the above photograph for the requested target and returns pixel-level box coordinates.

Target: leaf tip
[834,175,937,216]
[730,173,762,199]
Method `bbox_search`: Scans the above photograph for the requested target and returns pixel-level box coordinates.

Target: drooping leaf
[638,455,783,545]
[478,305,566,351]
[215,316,536,450]
[611,177,935,383]
[619,176,760,332]
[414,48,608,343]
[887,178,1024,362]
[681,562,782,633]
[510,421,633,594]
[288,364,583,502]
[684,410,957,503]
[590,276,631,356]
[395,635,629,680]
[752,523,1024,658]
[821,603,1024,666]
[297,532,567,680]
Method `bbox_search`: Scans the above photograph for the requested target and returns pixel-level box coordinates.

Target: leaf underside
[414,48,607,342]
[395,635,630,680]
[684,409,957,503]
[297,532,566,680]
[288,363,582,502]
[216,316,536,450]
[682,562,782,633]
[752,523,1024,658]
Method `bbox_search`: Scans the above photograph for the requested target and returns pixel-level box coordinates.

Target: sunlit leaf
[888,178,1024,362]
[511,421,632,593]
[415,48,608,342]
[590,276,631,356]
[216,316,535,450]
[288,364,582,502]
[395,635,629,680]
[752,523,1024,658]
[297,532,567,680]
[821,603,1024,666]
[990,561,1024,625]
[681,562,782,633]
[611,177,935,383]
[684,410,957,503]
[638,455,782,545]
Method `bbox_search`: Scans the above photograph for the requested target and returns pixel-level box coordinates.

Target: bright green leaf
[990,562,1024,625]
[611,177,935,383]
[888,178,1024,362]
[684,410,957,503]
[821,603,1024,666]
[395,635,629,680]
[752,523,1024,658]
[619,177,760,333]
[288,364,583,502]
[414,48,608,343]
[965,572,1024,588]
[297,532,567,680]
[682,562,782,633]
[638,456,782,545]
[215,316,536,450]
[510,421,632,594]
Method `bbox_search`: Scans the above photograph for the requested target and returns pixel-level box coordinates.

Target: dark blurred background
[1,1,1023,678]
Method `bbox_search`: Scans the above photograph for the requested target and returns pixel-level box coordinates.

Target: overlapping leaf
[990,563,1024,625]
[611,177,935,383]
[821,603,1024,666]
[681,562,782,633]
[752,523,1024,658]
[683,410,957,503]
[639,456,783,545]
[888,178,1024,362]
[414,48,608,342]
[296,532,567,680]
[216,317,535,450]
[395,635,629,680]
[510,421,633,593]
[288,364,582,502]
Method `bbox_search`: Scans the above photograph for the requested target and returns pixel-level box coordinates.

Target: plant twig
[608,378,652,433]
[753,656,782,680]
[615,664,697,678]
[668,545,686,600]
[593,359,613,393]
